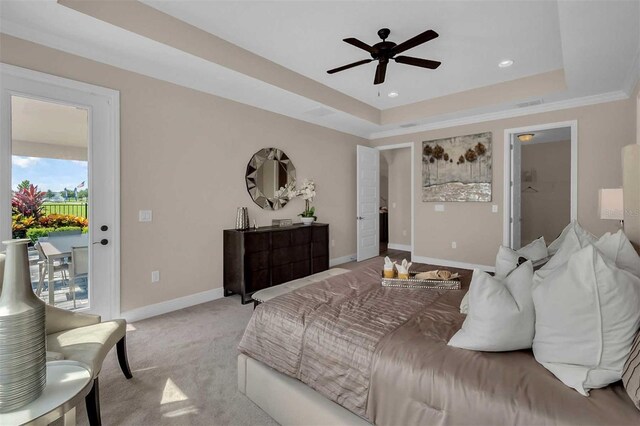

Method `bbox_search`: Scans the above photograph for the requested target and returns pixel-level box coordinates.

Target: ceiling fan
[327,28,441,85]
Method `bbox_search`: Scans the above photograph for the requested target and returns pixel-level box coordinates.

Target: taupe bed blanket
[238,258,640,425]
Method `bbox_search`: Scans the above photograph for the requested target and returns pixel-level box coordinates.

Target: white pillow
[532,245,640,396]
[594,230,640,278]
[450,261,535,351]
[517,236,548,263]
[460,238,546,313]
[547,221,596,255]
[535,227,640,284]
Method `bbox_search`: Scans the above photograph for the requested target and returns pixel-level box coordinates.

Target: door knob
[93,239,109,246]
[357,216,365,220]
[100,225,108,231]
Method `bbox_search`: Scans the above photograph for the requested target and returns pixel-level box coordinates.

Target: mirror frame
[245,147,296,210]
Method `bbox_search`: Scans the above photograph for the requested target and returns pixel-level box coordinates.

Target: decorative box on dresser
[223,223,329,304]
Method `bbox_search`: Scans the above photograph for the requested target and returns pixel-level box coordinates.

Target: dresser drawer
[244,233,270,253]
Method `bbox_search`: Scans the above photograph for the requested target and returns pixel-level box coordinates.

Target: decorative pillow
[450,261,534,351]
[460,238,545,314]
[532,245,640,396]
[593,230,640,278]
[622,331,640,410]
[547,221,596,255]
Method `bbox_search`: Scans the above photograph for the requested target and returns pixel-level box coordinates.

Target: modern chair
[0,253,133,426]
[68,246,89,309]
[34,240,69,301]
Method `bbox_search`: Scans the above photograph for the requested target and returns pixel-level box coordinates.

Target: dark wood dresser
[223,223,329,304]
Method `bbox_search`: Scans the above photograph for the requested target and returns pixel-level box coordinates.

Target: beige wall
[371,98,636,266]
[520,140,571,246]
[381,149,411,247]
[0,34,365,312]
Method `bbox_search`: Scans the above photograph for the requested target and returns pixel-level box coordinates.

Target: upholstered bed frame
[237,144,640,426]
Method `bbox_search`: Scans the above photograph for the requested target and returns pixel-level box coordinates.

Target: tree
[464,149,477,178]
[423,144,433,185]
[432,144,444,180]
[17,180,31,191]
[474,142,487,178]
[45,190,55,200]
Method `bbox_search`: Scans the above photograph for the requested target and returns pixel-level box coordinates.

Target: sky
[12,156,87,192]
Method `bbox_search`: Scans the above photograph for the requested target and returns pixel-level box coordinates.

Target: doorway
[356,143,414,262]
[379,147,412,257]
[503,121,577,249]
[0,64,120,320]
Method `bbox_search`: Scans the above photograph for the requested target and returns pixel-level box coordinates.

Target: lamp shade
[599,188,624,220]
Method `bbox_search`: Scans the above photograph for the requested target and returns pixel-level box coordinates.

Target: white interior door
[511,136,522,249]
[0,64,120,320]
[357,145,379,261]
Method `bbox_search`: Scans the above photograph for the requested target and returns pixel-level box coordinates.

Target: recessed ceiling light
[388,91,399,98]
[498,59,514,68]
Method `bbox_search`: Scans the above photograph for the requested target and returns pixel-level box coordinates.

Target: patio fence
[42,202,88,218]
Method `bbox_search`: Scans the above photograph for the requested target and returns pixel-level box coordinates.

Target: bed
[237,143,640,425]
[237,257,640,425]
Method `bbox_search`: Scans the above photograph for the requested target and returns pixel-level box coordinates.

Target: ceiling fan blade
[343,38,375,53]
[394,56,441,69]
[374,61,387,85]
[391,29,438,55]
[327,59,373,74]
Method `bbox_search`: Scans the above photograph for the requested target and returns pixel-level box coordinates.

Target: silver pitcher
[235,207,249,230]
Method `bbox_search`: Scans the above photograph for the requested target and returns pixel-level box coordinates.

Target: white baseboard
[387,243,412,252]
[120,287,225,322]
[412,255,495,273]
[330,254,357,267]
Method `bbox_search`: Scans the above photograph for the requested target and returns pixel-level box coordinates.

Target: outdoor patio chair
[34,240,69,300]
[69,245,88,309]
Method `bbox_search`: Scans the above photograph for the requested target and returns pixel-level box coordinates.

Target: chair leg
[116,336,133,379]
[85,378,101,426]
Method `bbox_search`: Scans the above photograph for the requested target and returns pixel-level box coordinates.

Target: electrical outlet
[392,202,397,209]
[331,239,335,247]
[435,204,445,212]
[402,230,407,236]
[151,270,160,283]
[492,205,499,213]
[139,210,153,222]
[451,241,457,249]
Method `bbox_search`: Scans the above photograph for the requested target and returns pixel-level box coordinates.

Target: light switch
[139,210,152,222]
[435,204,445,212]
[492,205,499,213]
[151,270,160,283]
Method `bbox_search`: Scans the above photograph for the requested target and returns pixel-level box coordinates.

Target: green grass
[42,202,88,218]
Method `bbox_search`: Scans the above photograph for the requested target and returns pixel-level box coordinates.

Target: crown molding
[368,90,629,140]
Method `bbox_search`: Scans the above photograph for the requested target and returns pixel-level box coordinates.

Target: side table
[0,360,92,426]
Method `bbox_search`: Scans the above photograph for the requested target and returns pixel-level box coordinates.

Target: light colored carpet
[76,295,278,426]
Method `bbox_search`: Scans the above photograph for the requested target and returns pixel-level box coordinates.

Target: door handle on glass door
[93,239,109,246]
[357,216,365,220]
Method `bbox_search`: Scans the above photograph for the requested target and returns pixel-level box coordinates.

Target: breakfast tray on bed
[381,273,461,290]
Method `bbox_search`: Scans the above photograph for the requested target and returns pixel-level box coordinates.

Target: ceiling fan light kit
[327,28,441,85]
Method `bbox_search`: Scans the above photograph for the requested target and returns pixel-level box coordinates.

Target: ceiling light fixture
[518,133,534,142]
[388,91,399,98]
[498,59,514,68]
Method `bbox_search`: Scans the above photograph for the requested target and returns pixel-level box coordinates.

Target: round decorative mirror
[245,148,296,210]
